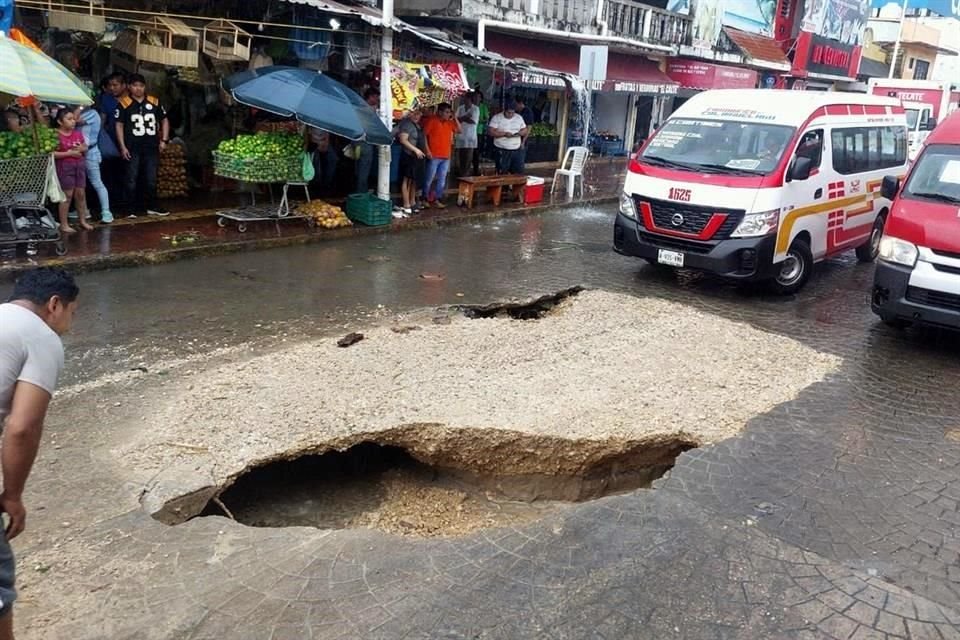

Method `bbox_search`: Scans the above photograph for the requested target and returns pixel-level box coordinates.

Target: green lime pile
[528,123,558,138]
[213,131,303,182]
[0,126,59,160]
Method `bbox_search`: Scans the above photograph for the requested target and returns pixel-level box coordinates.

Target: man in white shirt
[454,92,481,177]
[488,100,529,175]
[0,268,77,640]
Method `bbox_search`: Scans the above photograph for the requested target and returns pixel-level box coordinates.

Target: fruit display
[213,131,304,183]
[298,200,353,229]
[528,122,558,138]
[0,126,59,160]
[157,142,189,199]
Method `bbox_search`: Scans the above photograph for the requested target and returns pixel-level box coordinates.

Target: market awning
[282,0,386,26]
[721,27,791,71]
[485,32,677,94]
[666,58,758,90]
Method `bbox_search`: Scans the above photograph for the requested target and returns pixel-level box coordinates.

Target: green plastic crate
[345,193,392,226]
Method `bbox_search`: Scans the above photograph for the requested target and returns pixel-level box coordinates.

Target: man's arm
[115,117,131,161]
[0,382,51,540]
[160,115,170,152]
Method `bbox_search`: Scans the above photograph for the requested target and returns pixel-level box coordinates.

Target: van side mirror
[881,175,900,200]
[923,117,938,131]
[788,156,813,182]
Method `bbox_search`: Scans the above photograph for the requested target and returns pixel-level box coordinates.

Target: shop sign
[805,34,855,76]
[506,70,567,88]
[666,59,758,90]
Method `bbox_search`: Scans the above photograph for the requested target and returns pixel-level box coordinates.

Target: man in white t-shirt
[0,268,77,640]
[454,92,481,177]
[488,100,529,175]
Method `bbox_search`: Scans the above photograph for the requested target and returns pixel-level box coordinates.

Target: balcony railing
[603,0,691,46]
[539,0,595,28]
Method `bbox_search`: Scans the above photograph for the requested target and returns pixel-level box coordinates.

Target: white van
[614,90,910,293]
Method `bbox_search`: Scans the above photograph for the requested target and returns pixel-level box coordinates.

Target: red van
[872,110,960,329]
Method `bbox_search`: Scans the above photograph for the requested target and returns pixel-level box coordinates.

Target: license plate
[657,249,684,267]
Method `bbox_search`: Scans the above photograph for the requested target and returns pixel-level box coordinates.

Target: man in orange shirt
[422,103,460,208]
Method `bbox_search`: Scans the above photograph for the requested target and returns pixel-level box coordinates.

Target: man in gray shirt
[0,268,78,640]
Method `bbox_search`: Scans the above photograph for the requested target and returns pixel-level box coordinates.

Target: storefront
[484,32,678,159]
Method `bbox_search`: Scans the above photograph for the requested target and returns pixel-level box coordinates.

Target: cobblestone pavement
[13,205,960,639]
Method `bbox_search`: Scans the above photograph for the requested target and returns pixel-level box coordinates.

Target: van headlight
[731,209,780,238]
[619,192,638,220]
[878,235,918,267]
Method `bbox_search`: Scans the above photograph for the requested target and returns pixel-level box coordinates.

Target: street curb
[0,196,618,281]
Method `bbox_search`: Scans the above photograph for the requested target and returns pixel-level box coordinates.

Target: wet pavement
[14,203,960,639]
[0,160,627,279]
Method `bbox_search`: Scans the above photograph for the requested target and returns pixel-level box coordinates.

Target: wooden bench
[457,175,527,209]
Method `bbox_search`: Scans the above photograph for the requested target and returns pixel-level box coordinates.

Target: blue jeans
[355,143,375,194]
[425,158,450,201]
[84,147,112,216]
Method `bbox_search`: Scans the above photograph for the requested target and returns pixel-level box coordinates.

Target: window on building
[908,57,915,69]
[914,59,930,80]
[830,126,907,174]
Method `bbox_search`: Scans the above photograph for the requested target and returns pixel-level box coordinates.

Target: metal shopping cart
[0,154,66,258]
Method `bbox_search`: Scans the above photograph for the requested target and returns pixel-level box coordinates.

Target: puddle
[156,428,696,537]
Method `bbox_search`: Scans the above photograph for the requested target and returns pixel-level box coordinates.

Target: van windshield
[642,118,796,175]
[903,144,960,204]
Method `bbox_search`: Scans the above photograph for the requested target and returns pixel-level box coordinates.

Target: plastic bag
[301,152,316,182]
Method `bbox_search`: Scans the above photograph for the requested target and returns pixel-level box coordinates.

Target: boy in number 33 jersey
[114,73,170,218]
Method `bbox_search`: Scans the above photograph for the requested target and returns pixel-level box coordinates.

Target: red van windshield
[903,144,960,205]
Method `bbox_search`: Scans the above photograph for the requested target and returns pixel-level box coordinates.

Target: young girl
[53,108,94,233]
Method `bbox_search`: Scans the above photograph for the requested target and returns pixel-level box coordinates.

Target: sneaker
[434,201,447,209]
[421,201,432,209]
[147,208,171,217]
[100,211,114,224]
[126,214,138,219]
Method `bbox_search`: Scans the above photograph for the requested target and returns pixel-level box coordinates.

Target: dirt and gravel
[124,289,842,525]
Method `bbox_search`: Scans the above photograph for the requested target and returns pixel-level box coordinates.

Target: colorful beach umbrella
[0,32,92,105]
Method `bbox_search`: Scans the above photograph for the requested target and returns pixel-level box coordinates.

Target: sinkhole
[456,286,584,320]
[170,431,696,538]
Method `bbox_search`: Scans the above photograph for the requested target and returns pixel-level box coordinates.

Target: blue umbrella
[224,66,392,145]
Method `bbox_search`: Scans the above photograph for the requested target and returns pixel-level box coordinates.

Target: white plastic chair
[551,146,589,199]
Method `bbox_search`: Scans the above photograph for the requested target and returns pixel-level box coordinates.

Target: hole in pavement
[457,286,584,320]
[157,429,696,537]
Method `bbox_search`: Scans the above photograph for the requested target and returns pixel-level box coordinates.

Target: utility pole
[378,0,394,201]
[889,0,909,78]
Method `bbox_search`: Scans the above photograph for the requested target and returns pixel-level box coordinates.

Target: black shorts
[400,153,425,183]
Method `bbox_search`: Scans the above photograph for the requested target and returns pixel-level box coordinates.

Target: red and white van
[614,90,910,294]
[872,110,960,329]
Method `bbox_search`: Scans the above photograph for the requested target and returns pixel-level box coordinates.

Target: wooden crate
[46,0,106,34]
[111,17,200,68]
[203,19,251,62]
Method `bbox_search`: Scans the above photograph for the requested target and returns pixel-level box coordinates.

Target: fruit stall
[212,130,315,232]
[524,122,560,163]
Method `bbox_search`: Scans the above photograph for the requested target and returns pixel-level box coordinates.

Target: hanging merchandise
[291,7,331,62]
[248,46,274,71]
[389,61,471,118]
[0,0,12,35]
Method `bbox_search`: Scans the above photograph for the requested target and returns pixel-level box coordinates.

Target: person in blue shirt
[96,73,126,210]
[75,106,113,223]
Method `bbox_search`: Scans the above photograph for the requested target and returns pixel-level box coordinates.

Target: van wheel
[771,238,813,295]
[856,214,885,263]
